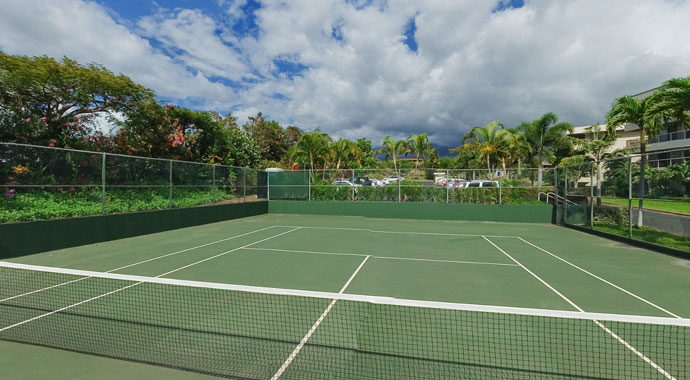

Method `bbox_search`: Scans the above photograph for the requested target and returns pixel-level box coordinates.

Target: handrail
[538,192,576,206]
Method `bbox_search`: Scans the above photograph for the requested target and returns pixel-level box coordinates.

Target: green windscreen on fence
[266,171,310,200]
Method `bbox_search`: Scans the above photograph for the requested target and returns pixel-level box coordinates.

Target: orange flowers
[170,128,185,147]
[12,165,29,174]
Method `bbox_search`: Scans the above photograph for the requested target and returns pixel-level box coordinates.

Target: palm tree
[645,77,690,131]
[516,113,574,188]
[407,133,437,171]
[376,136,409,174]
[290,131,331,175]
[606,96,664,227]
[460,121,508,177]
[503,128,532,179]
[580,123,615,206]
[326,138,360,171]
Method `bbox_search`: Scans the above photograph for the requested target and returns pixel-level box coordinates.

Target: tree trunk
[637,134,646,228]
[537,162,543,188]
[517,158,522,180]
[596,160,603,206]
[487,156,491,179]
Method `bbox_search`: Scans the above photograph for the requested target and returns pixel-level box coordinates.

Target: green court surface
[1,213,689,379]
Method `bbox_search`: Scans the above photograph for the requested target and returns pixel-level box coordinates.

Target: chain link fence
[0,143,264,223]
[264,167,556,204]
[558,147,690,252]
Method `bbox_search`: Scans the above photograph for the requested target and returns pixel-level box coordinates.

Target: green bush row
[0,187,233,223]
[308,182,549,204]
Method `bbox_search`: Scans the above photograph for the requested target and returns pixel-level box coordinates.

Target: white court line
[0,228,301,333]
[482,236,678,380]
[517,237,682,319]
[272,225,518,238]
[271,255,371,380]
[0,226,277,303]
[243,247,518,267]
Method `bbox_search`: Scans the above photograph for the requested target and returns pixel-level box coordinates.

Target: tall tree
[0,52,153,148]
[459,121,508,176]
[503,128,532,178]
[290,131,331,174]
[606,96,664,227]
[645,77,690,133]
[580,123,615,206]
[242,113,290,162]
[376,136,409,174]
[516,113,573,187]
[355,138,378,168]
[325,138,360,171]
[407,133,437,171]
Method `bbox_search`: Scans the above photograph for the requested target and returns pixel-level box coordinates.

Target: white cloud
[2,0,690,146]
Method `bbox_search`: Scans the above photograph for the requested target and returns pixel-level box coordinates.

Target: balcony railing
[648,130,690,144]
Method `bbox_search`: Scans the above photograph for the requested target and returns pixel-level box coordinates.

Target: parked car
[370,178,384,187]
[332,180,360,187]
[465,180,499,188]
[354,176,372,186]
[382,175,404,184]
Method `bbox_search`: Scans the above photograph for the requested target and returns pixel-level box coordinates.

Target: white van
[465,180,499,188]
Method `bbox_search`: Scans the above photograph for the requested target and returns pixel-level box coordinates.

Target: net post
[101,153,106,213]
[589,163,594,229]
[628,156,633,238]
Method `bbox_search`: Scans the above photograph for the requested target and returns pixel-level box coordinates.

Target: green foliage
[0,52,153,149]
[594,223,690,252]
[0,188,232,223]
[376,136,410,172]
[356,138,378,168]
[242,113,300,163]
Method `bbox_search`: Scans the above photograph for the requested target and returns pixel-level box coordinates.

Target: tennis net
[0,261,688,379]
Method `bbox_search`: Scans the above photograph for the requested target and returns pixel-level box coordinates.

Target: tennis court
[1,213,689,379]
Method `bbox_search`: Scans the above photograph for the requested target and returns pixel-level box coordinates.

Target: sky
[1,0,690,147]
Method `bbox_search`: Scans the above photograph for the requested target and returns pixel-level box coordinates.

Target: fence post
[352,169,355,202]
[267,170,270,201]
[628,156,633,238]
[243,168,246,202]
[564,168,568,224]
[554,167,560,224]
[308,170,311,201]
[498,170,502,205]
[590,163,594,229]
[398,174,401,202]
[446,169,449,204]
[101,153,106,213]
[212,165,216,203]
[169,160,173,208]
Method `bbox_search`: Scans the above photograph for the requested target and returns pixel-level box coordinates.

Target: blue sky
[1,0,689,145]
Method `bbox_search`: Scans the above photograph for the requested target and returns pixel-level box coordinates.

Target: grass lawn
[601,197,689,216]
[594,223,690,251]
